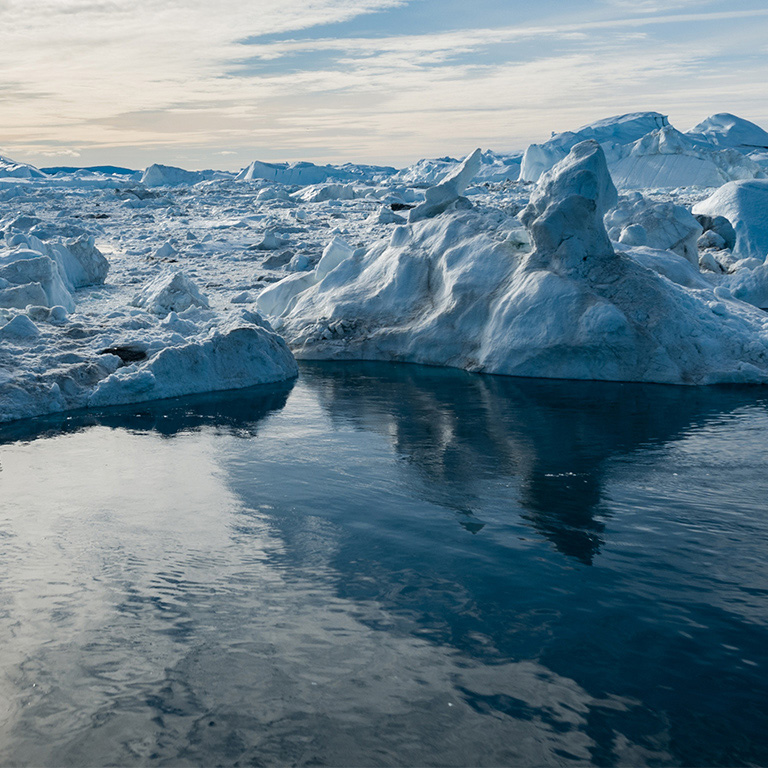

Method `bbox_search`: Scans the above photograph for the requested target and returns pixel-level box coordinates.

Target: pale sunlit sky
[2,0,768,170]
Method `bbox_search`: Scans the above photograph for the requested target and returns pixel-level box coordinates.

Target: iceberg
[258,141,768,385]
[605,193,702,264]
[0,154,46,180]
[140,164,232,187]
[521,112,669,182]
[237,160,395,185]
[521,113,767,188]
[692,180,768,261]
[131,271,210,316]
[688,113,768,153]
[0,307,298,424]
[408,149,482,222]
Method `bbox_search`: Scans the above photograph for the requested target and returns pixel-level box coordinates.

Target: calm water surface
[1,362,767,767]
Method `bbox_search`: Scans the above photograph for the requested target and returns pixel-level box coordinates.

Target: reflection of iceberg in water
[0,380,294,445]
[301,361,768,564]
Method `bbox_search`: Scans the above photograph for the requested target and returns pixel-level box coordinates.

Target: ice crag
[259,141,768,385]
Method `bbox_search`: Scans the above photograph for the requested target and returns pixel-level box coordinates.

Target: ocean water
[1,361,767,767]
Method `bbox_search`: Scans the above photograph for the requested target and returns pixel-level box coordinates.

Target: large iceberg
[395,150,521,186]
[237,160,395,185]
[520,112,669,182]
[688,113,768,153]
[521,113,766,188]
[258,141,768,385]
[608,126,765,189]
[141,164,232,187]
[0,234,109,312]
[0,154,46,180]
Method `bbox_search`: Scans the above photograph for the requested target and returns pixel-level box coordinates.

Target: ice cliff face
[259,140,768,385]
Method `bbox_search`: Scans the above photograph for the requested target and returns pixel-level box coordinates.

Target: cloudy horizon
[2,0,768,171]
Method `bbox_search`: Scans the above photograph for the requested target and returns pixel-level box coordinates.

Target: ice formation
[688,113,768,153]
[521,112,669,182]
[608,126,765,189]
[236,160,395,185]
[693,180,768,261]
[0,232,109,311]
[605,193,702,264]
[258,141,768,385]
[395,150,521,186]
[0,307,297,424]
[408,149,482,222]
[131,271,211,316]
[4,107,768,424]
[0,154,46,180]
[521,113,766,188]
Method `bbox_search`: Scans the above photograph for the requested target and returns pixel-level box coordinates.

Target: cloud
[2,0,767,167]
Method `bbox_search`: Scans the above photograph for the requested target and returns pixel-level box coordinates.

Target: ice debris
[131,271,210,316]
[408,148,482,222]
[605,193,702,264]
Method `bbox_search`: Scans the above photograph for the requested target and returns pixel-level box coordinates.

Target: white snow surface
[258,141,768,385]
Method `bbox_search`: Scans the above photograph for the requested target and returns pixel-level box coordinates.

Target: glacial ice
[131,271,211,316]
[605,193,702,264]
[688,113,768,153]
[259,141,768,385]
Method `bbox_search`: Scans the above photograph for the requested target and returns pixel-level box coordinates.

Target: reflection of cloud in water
[0,420,666,766]
[301,362,768,563]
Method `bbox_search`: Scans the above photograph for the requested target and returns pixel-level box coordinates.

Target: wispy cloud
[1,1,767,168]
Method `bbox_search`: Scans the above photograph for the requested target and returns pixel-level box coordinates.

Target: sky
[1,0,768,171]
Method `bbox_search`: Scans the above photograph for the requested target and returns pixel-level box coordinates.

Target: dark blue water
[1,362,767,766]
